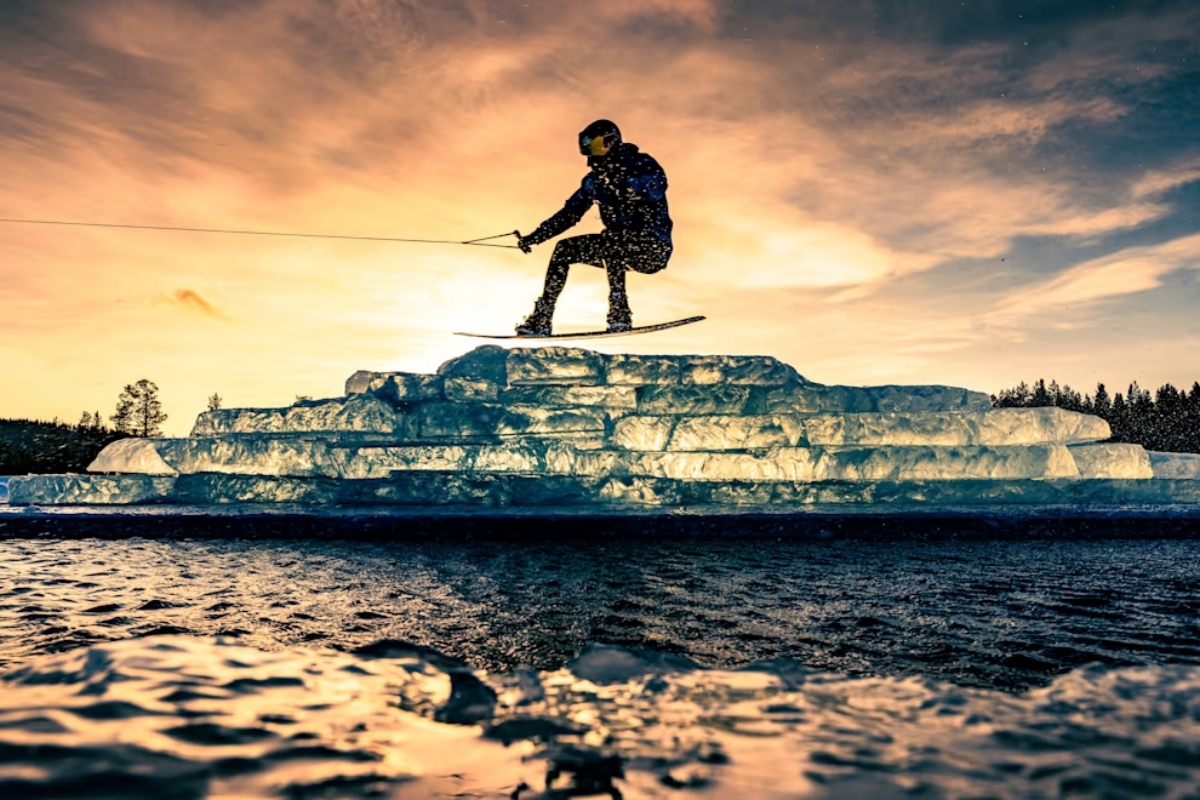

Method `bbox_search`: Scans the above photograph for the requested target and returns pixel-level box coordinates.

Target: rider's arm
[523,178,595,246]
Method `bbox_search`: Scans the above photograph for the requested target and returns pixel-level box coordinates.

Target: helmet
[579,119,621,157]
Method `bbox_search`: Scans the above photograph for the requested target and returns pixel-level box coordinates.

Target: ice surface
[5,346,1194,508]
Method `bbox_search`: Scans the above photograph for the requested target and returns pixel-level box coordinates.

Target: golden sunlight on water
[1,535,1199,797]
[2,635,1199,798]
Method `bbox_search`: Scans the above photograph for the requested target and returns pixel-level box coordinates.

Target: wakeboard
[456,315,706,340]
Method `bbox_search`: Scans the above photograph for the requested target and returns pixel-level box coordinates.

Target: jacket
[525,143,672,246]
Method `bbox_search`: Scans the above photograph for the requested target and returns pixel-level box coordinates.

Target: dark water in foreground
[1,534,1199,797]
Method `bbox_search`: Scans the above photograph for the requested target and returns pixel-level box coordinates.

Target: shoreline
[4,501,1200,539]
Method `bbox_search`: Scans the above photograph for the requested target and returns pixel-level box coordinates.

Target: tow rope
[0,218,523,249]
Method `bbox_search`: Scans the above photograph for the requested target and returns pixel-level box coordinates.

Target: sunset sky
[2,0,1198,435]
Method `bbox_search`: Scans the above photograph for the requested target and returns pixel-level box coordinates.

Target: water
[3,536,1198,688]
[1,533,1199,797]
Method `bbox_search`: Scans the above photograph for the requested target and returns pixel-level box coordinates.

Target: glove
[516,232,533,254]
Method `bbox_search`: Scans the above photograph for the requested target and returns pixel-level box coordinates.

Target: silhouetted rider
[516,119,673,335]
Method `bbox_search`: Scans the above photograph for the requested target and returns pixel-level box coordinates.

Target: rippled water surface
[3,536,1199,687]
[1,532,1199,797]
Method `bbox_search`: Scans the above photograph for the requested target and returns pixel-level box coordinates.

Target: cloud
[1132,157,1200,199]
[169,288,227,319]
[597,0,724,27]
[989,233,1200,324]
[1027,7,1198,92]
[1,0,1198,430]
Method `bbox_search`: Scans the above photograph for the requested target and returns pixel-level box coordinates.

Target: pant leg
[604,256,631,326]
[600,232,672,325]
[620,233,672,275]
[540,234,606,306]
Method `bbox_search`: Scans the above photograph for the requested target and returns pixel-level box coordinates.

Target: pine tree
[1132,382,1153,413]
[1188,383,1200,452]
[1062,385,1083,411]
[1154,384,1181,451]
[112,380,168,437]
[134,380,167,437]
[1110,392,1130,442]
[1032,379,1050,407]
[1014,381,1031,405]
[1093,383,1111,417]
[993,381,1032,407]
[207,393,223,412]
[78,411,93,429]
[111,387,135,434]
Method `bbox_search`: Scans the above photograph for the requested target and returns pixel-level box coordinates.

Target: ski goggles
[579,132,614,157]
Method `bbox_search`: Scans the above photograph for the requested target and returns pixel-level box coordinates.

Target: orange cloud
[1,0,1197,432]
[171,288,226,319]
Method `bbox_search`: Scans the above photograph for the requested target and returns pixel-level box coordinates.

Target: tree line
[0,380,206,474]
[0,417,127,475]
[993,379,1200,454]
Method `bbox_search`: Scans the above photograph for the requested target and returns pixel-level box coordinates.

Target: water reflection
[2,534,1200,796]
[2,636,1198,798]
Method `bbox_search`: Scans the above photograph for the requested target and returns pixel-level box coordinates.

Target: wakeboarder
[515,120,673,336]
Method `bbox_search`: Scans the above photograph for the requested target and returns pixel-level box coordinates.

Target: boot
[516,298,554,337]
[606,292,632,334]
